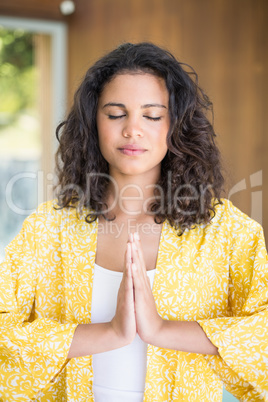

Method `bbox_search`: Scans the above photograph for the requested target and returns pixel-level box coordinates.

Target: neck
[105,170,161,219]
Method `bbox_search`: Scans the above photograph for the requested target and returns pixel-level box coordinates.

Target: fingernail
[132,263,137,271]
[134,232,140,241]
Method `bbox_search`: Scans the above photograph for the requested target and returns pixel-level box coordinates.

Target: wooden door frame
[0,16,67,203]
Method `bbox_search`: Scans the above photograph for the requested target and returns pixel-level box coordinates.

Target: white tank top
[91,263,156,402]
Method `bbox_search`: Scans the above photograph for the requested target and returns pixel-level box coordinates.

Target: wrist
[68,321,128,359]
[142,320,219,355]
[142,317,166,345]
[109,319,135,347]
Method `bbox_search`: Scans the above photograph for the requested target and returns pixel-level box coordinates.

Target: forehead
[99,73,169,105]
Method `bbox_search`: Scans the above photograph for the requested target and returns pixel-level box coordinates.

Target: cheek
[98,135,110,157]
[97,121,111,147]
[156,126,169,148]
[96,112,109,137]
[97,126,116,162]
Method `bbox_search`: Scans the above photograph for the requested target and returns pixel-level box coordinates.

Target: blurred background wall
[1,0,267,238]
[0,1,267,401]
[66,0,268,242]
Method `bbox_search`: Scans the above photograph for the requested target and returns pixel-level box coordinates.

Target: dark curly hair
[54,42,225,234]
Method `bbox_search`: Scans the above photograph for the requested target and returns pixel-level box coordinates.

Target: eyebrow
[102,102,167,109]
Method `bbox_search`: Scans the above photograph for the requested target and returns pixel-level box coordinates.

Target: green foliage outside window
[0,27,40,157]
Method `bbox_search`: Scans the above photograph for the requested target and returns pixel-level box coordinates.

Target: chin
[122,168,145,176]
[113,163,147,176]
[110,161,160,177]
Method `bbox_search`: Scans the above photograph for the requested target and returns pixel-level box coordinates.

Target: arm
[68,241,136,358]
[131,222,268,401]
[0,215,136,400]
[67,322,127,359]
[196,225,268,400]
[148,320,218,355]
[130,233,218,355]
[0,214,77,401]
[69,319,218,360]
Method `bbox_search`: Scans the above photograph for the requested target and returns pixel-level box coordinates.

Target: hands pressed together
[108,232,218,355]
[69,232,218,358]
[110,232,164,346]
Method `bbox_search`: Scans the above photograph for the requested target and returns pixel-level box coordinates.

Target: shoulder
[4,201,97,258]
[24,199,95,232]
[209,198,267,255]
[212,198,263,235]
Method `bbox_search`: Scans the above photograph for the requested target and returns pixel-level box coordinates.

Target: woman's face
[96,72,170,180]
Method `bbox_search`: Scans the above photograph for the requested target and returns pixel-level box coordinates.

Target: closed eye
[145,116,162,121]
[108,115,125,119]
[108,115,162,121]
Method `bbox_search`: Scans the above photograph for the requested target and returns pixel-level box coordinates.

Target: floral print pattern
[0,199,267,401]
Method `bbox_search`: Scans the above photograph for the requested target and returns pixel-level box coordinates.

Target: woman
[0,43,267,402]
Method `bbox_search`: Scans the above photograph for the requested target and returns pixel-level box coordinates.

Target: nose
[122,116,143,138]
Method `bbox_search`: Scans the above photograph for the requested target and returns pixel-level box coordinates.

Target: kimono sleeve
[198,222,268,401]
[0,212,77,402]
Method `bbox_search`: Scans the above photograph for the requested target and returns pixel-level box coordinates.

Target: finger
[131,262,142,292]
[131,241,142,276]
[133,232,146,271]
[123,242,132,286]
[123,246,127,281]
[132,235,147,282]
[126,261,133,285]
[127,233,132,261]
[131,251,148,294]
[127,241,132,265]
[128,243,135,285]
[128,232,133,244]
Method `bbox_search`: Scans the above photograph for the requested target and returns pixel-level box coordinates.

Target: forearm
[148,320,219,355]
[68,322,126,359]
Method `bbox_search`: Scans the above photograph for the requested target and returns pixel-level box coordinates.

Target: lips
[118,144,147,156]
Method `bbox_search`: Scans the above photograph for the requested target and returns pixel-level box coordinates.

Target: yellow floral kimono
[0,198,267,401]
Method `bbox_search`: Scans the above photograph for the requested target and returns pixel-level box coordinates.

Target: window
[0,17,67,261]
